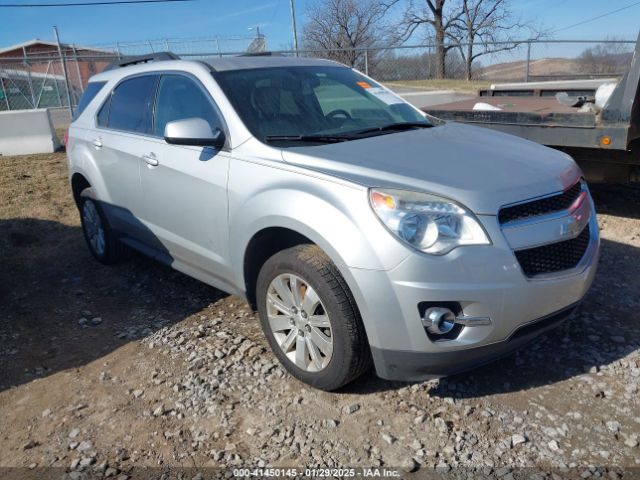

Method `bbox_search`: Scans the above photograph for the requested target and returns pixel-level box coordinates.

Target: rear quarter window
[73,81,106,121]
[103,75,158,134]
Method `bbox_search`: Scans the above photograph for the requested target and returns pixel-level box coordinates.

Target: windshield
[213,65,429,146]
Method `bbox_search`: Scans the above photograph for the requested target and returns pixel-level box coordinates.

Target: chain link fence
[90,35,260,57]
[0,37,635,113]
[292,39,636,84]
[0,48,114,111]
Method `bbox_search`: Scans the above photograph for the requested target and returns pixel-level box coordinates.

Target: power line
[0,0,194,7]
[552,1,640,34]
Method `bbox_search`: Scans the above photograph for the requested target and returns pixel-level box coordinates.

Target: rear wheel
[79,188,122,264]
[256,244,371,390]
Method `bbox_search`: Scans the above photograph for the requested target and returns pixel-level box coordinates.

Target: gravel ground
[0,153,639,479]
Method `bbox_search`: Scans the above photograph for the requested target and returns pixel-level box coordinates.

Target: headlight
[369,188,490,255]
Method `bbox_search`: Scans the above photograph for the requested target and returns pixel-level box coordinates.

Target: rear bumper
[371,303,578,381]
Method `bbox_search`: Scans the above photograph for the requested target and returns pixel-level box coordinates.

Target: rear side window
[154,75,223,137]
[103,75,158,134]
[97,94,111,127]
[73,81,106,121]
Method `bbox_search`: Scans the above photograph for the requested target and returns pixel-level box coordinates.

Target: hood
[281,122,581,215]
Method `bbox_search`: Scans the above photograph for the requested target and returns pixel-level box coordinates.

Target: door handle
[92,138,103,149]
[142,152,159,167]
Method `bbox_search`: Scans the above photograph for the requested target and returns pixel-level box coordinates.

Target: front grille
[499,181,582,224]
[514,224,590,277]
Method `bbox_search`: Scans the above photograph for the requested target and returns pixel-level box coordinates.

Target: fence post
[72,45,84,94]
[215,38,222,58]
[525,40,531,83]
[116,42,122,60]
[53,26,74,115]
[22,46,37,108]
[0,75,10,110]
[52,66,63,107]
[364,50,369,76]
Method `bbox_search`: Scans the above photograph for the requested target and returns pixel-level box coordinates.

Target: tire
[256,244,371,390]
[79,188,122,265]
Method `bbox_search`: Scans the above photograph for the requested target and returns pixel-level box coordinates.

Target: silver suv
[67,54,599,390]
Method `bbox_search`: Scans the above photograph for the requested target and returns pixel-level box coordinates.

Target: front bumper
[371,303,578,381]
[345,201,599,382]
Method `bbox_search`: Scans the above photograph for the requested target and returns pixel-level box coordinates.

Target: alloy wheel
[266,273,334,372]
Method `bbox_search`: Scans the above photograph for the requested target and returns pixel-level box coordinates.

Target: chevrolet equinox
[66,54,600,390]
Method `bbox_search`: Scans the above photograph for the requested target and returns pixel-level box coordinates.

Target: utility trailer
[423,32,640,183]
[477,78,618,98]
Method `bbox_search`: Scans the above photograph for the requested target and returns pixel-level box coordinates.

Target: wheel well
[244,227,313,310]
[71,173,91,208]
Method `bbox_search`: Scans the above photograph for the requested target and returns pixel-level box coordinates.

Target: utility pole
[53,26,74,116]
[525,40,532,83]
[289,0,299,55]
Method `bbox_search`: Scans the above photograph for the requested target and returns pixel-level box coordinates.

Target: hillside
[477,57,582,81]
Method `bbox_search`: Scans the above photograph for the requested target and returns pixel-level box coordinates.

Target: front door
[139,73,231,282]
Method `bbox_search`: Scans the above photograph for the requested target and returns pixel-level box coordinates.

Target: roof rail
[103,52,180,71]
[238,51,281,57]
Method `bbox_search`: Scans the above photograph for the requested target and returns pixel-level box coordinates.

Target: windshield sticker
[357,81,371,89]
[366,87,403,105]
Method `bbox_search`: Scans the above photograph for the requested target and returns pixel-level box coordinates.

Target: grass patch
[0,152,74,222]
[386,79,490,94]
[0,152,78,275]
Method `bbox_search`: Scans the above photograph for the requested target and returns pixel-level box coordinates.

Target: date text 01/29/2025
[232,468,401,477]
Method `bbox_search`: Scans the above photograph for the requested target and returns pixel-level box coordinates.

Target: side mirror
[164,118,225,148]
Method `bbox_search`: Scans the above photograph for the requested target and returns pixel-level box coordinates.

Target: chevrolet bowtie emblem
[560,216,581,237]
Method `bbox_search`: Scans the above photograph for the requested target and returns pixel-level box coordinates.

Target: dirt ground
[0,152,639,479]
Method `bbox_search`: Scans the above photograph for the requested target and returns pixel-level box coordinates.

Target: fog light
[422,307,456,335]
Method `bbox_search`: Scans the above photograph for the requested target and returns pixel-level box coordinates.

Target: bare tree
[578,39,633,75]
[394,0,461,79]
[302,0,393,67]
[449,0,544,80]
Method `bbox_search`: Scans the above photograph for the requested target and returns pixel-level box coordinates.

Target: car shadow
[0,216,227,392]
[342,236,640,397]
[2,204,638,398]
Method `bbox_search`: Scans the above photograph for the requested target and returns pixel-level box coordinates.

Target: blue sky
[0,0,639,52]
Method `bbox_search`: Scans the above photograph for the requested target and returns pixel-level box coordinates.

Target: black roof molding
[103,52,180,72]
[238,51,281,57]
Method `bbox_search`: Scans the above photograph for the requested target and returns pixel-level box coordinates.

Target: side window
[96,93,111,127]
[73,81,106,121]
[107,75,158,134]
[154,75,222,138]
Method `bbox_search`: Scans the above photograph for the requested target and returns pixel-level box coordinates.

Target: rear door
[91,74,159,242]
[139,73,232,281]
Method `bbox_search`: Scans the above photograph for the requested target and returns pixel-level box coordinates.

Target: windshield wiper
[265,134,358,144]
[264,123,432,144]
[351,122,433,136]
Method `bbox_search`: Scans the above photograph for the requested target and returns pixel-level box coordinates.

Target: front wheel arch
[243,227,314,310]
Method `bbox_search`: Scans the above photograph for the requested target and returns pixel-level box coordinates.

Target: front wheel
[256,244,371,390]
